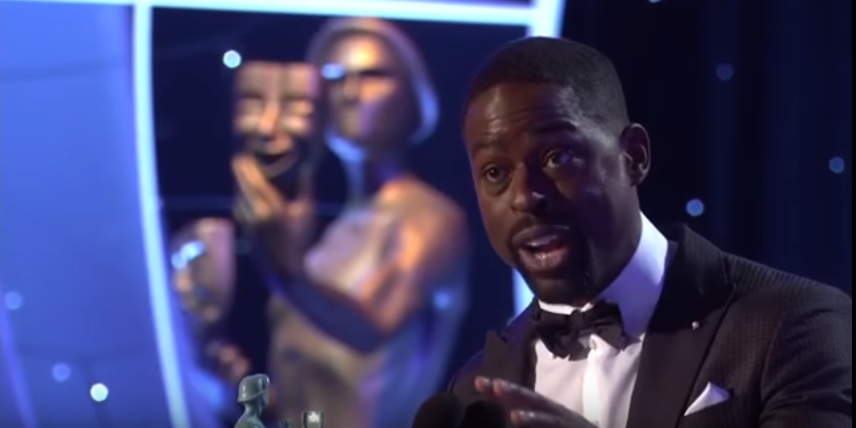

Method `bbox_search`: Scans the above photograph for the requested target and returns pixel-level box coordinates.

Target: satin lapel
[477,303,538,388]
[626,226,735,428]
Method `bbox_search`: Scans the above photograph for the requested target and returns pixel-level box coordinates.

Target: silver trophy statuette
[234,374,271,428]
[301,411,323,428]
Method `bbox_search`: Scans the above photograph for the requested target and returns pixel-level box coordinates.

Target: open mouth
[522,233,566,254]
[514,226,573,274]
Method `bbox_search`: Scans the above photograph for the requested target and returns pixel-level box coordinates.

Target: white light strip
[529,0,566,36]
[133,1,191,427]
[512,270,534,316]
[152,0,533,25]
[0,295,37,428]
[7,0,134,5]
[15,0,535,26]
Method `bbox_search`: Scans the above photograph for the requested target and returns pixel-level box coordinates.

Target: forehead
[281,63,321,98]
[320,33,401,74]
[464,82,580,144]
[236,61,281,91]
[236,62,319,98]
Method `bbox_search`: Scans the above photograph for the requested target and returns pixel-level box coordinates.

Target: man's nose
[509,168,549,216]
[340,75,361,104]
[257,103,280,136]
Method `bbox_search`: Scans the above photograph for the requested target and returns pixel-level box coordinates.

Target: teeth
[526,234,559,248]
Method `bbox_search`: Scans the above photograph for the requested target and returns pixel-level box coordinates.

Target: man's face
[464,82,649,304]
[234,62,320,156]
[320,33,412,156]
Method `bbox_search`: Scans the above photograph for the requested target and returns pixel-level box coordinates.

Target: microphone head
[462,400,509,427]
[411,393,466,428]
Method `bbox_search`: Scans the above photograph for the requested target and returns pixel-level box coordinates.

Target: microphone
[461,400,509,427]
[410,393,466,428]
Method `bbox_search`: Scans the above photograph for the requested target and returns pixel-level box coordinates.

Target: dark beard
[519,267,598,305]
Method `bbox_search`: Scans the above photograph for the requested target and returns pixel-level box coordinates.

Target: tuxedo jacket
[448,225,852,428]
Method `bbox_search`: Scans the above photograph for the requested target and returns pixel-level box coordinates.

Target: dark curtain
[563,0,852,294]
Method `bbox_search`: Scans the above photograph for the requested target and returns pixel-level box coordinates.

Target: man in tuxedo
[448,37,851,428]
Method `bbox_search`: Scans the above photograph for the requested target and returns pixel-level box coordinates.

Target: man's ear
[620,123,651,187]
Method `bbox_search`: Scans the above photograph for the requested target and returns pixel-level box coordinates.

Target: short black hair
[466,37,629,132]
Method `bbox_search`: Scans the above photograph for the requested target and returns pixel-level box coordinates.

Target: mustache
[506,215,576,248]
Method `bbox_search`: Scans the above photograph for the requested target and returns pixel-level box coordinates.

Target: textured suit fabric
[447,225,851,428]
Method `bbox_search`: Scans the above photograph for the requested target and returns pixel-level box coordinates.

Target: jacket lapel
[626,226,735,428]
[477,303,538,388]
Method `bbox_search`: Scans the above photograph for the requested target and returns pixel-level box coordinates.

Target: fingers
[217,345,250,383]
[511,411,566,427]
[232,154,258,199]
[233,152,315,202]
[233,154,281,208]
[514,410,595,428]
[233,193,255,226]
[474,376,492,393]
[474,377,593,428]
[233,155,283,222]
[474,377,558,414]
[238,154,272,189]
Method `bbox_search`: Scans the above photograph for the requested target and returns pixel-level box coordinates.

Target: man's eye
[237,99,264,113]
[545,150,575,168]
[483,166,508,183]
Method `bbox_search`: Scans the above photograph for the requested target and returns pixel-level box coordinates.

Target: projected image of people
[169,59,326,421]
[231,18,470,428]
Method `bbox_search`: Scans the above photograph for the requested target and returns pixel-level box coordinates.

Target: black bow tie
[532,302,626,359]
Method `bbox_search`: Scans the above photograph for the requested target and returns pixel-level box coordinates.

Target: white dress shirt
[533,213,672,428]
